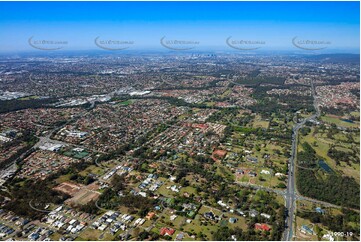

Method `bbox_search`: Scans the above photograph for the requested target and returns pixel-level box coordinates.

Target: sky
[0,1,359,53]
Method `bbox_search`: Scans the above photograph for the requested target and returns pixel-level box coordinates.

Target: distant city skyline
[0,1,359,53]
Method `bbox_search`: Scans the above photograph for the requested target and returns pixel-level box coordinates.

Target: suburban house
[160,227,175,236]
[255,223,271,231]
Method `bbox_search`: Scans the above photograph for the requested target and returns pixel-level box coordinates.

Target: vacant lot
[66,189,100,206]
[54,182,83,196]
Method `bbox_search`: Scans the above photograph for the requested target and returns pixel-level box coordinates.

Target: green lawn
[321,115,359,128]
[18,95,40,100]
[55,173,72,184]
[79,165,105,176]
[117,99,133,106]
[299,127,360,183]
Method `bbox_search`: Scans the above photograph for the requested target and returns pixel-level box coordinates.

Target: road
[283,80,320,241]
[0,105,92,185]
[234,181,352,211]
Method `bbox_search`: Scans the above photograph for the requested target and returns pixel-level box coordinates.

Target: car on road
[284,209,289,217]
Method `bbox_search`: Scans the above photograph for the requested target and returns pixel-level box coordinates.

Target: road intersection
[283,80,320,241]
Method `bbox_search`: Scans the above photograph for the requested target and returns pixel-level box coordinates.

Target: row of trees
[327,146,358,166]
[297,142,360,208]
[297,169,360,209]
[4,180,69,219]
[0,98,58,114]
[297,142,317,168]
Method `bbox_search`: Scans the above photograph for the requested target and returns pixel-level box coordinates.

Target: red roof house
[255,223,271,231]
[212,149,228,162]
[160,227,175,236]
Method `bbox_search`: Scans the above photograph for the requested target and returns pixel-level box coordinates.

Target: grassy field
[63,150,89,159]
[339,161,360,183]
[179,186,197,196]
[294,216,319,241]
[18,95,40,100]
[216,164,234,180]
[233,137,288,188]
[252,115,269,129]
[297,200,342,217]
[76,228,103,241]
[55,173,72,184]
[117,99,133,106]
[49,232,62,241]
[295,200,351,241]
[79,165,106,177]
[181,215,219,240]
[299,127,360,183]
[301,132,330,159]
[179,205,248,240]
[220,89,232,99]
[321,115,359,128]
[156,178,178,197]
[350,111,359,116]
[204,101,216,107]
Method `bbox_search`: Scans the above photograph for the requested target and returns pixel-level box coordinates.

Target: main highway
[283,80,320,241]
